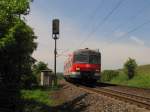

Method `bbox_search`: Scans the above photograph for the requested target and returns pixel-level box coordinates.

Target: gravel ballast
[56,80,150,112]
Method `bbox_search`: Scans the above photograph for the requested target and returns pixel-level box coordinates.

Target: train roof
[74,48,100,54]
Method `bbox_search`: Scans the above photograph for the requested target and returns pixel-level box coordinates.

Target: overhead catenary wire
[105,3,150,43]
[57,0,105,57]
[102,19,150,49]
[57,1,150,57]
[56,49,70,57]
[77,0,124,49]
[89,0,104,19]
[81,0,104,31]
[77,0,150,51]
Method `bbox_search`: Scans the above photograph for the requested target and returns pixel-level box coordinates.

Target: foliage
[21,87,62,112]
[109,64,150,89]
[124,58,137,79]
[110,71,129,84]
[21,72,37,89]
[0,20,37,86]
[33,61,49,75]
[0,0,36,111]
[101,70,119,82]
[0,0,31,39]
[32,61,50,83]
[110,71,150,89]
[21,61,49,89]
[21,89,53,105]
[0,0,30,16]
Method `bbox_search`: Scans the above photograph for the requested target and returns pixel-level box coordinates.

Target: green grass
[104,64,150,89]
[21,89,53,105]
[21,86,62,112]
[127,74,150,88]
[21,86,60,105]
[110,71,128,84]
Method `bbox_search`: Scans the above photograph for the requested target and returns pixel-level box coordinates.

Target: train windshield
[74,54,89,63]
[74,53,100,64]
[89,55,100,64]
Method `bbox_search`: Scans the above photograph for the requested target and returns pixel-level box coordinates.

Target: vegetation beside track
[101,64,150,89]
[21,86,63,112]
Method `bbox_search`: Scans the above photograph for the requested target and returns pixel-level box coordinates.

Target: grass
[104,64,150,89]
[21,86,62,112]
[21,88,53,105]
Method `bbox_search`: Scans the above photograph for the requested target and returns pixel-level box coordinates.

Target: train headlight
[76,67,80,71]
[96,69,100,72]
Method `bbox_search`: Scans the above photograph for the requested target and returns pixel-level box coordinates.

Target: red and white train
[64,48,101,82]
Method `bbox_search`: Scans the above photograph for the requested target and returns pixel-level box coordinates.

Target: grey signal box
[52,19,59,35]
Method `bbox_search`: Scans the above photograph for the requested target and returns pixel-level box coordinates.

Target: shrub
[101,70,119,82]
[124,58,137,79]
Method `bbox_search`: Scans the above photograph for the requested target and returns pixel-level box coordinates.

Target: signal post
[52,19,59,86]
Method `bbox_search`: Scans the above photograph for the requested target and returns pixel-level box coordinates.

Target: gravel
[57,80,150,112]
[101,86,150,98]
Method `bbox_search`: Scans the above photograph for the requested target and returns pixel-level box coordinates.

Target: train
[64,48,101,83]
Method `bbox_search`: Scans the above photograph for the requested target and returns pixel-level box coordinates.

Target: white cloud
[114,30,126,37]
[130,36,145,45]
[26,8,150,72]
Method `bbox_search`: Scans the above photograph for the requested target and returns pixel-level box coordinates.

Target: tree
[0,0,31,38]
[0,0,36,111]
[33,61,49,75]
[124,58,137,79]
[32,61,50,83]
[0,20,37,112]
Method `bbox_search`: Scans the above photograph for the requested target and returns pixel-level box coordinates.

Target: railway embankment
[101,64,150,89]
[22,80,150,112]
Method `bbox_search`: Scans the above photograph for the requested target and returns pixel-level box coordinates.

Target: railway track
[77,84,150,110]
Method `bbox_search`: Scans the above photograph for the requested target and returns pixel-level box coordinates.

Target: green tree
[0,20,37,85]
[33,61,49,74]
[0,0,31,38]
[0,0,36,111]
[124,58,137,79]
[32,61,50,83]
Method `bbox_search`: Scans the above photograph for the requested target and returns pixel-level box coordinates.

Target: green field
[104,64,150,89]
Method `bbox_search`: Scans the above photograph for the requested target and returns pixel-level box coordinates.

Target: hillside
[107,64,150,89]
[137,64,150,74]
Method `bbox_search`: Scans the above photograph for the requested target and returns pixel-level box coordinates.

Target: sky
[26,0,150,72]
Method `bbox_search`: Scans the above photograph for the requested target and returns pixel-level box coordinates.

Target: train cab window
[89,55,100,64]
[74,54,88,63]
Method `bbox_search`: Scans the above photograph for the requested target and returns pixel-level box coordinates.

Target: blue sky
[26,0,150,72]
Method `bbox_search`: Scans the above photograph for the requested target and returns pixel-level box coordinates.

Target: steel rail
[78,85,150,110]
[97,87,150,103]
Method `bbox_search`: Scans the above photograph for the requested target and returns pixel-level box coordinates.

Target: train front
[71,48,101,82]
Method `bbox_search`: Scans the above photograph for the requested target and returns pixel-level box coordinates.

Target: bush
[101,70,119,82]
[21,73,38,89]
[124,58,137,79]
